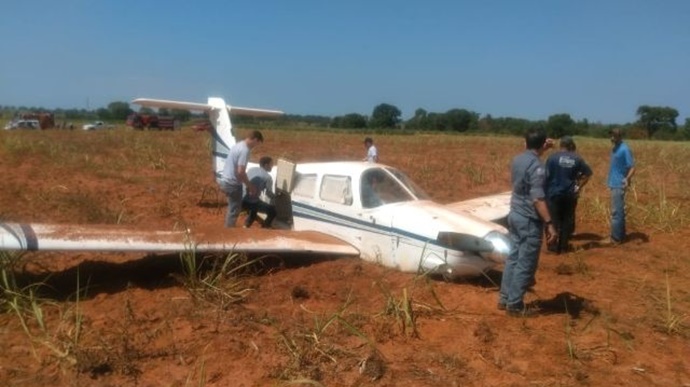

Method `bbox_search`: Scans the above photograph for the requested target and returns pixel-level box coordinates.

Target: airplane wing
[445,191,511,224]
[132,98,283,117]
[0,223,359,256]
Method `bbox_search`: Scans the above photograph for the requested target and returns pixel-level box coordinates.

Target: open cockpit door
[272,159,297,228]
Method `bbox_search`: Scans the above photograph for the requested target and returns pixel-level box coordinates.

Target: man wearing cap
[219,130,264,227]
[607,128,635,244]
[544,136,593,253]
[363,137,379,163]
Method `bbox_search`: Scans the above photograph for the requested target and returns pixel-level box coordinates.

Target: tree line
[1,101,688,140]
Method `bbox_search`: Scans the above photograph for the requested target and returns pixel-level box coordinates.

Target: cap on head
[560,135,575,151]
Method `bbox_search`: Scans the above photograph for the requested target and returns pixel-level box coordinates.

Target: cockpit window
[361,169,415,208]
[386,168,430,200]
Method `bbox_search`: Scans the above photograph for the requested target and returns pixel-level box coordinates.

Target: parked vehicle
[82,121,114,131]
[126,113,180,130]
[4,119,41,130]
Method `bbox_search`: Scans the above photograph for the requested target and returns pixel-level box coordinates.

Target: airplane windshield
[386,168,431,200]
[361,169,415,208]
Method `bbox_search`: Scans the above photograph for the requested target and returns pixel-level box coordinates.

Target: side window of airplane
[293,173,317,198]
[320,175,353,206]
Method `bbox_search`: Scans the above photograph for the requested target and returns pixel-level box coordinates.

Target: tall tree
[444,108,479,132]
[546,113,575,138]
[405,108,428,129]
[370,103,401,128]
[340,113,367,128]
[636,105,678,138]
[108,101,134,120]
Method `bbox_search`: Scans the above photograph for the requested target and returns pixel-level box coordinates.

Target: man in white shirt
[363,137,379,163]
[242,156,277,228]
[219,130,263,227]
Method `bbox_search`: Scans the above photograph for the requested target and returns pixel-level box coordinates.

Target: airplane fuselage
[262,161,510,278]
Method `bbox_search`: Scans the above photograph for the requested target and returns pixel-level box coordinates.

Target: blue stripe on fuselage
[291,201,444,248]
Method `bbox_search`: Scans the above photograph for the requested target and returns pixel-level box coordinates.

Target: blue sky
[1,0,688,124]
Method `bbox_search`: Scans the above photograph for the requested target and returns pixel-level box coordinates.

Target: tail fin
[132,97,283,184]
[207,97,235,182]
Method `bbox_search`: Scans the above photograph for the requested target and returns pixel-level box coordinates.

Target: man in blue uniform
[499,128,557,317]
[544,136,592,253]
[607,128,635,244]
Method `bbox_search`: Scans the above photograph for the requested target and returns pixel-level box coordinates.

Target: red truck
[126,114,180,130]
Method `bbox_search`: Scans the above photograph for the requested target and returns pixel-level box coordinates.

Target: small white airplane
[0,96,512,278]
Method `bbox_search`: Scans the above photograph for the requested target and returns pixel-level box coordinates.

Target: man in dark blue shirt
[544,136,592,254]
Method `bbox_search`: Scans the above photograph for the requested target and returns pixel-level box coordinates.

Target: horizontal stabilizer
[132,98,213,112]
[445,191,511,223]
[227,105,284,117]
[131,98,284,117]
[0,223,359,257]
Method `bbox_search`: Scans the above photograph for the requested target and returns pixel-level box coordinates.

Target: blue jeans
[610,188,626,242]
[221,184,243,228]
[499,212,543,310]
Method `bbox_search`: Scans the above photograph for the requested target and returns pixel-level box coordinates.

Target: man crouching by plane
[219,130,264,227]
[499,128,557,317]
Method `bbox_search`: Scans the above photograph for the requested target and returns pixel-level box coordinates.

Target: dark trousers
[243,199,277,228]
[546,194,577,253]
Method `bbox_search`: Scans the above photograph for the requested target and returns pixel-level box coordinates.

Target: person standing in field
[363,137,379,163]
[607,128,635,244]
[544,136,592,254]
[565,140,588,237]
[219,130,264,227]
[242,156,277,228]
[499,128,557,317]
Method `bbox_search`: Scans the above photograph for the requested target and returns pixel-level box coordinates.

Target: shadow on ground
[14,252,345,301]
[531,291,600,319]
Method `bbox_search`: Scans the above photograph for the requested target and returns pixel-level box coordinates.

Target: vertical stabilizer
[207,97,234,183]
[131,96,283,185]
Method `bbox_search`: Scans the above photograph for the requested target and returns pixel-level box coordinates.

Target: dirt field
[0,127,688,386]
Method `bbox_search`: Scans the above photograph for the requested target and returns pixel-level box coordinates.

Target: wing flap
[0,223,359,256]
[445,191,511,223]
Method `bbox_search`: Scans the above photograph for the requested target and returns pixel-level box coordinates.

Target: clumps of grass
[376,283,418,338]
[177,239,257,308]
[656,273,687,336]
[632,183,687,232]
[0,251,85,367]
[461,163,486,186]
[271,293,380,383]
